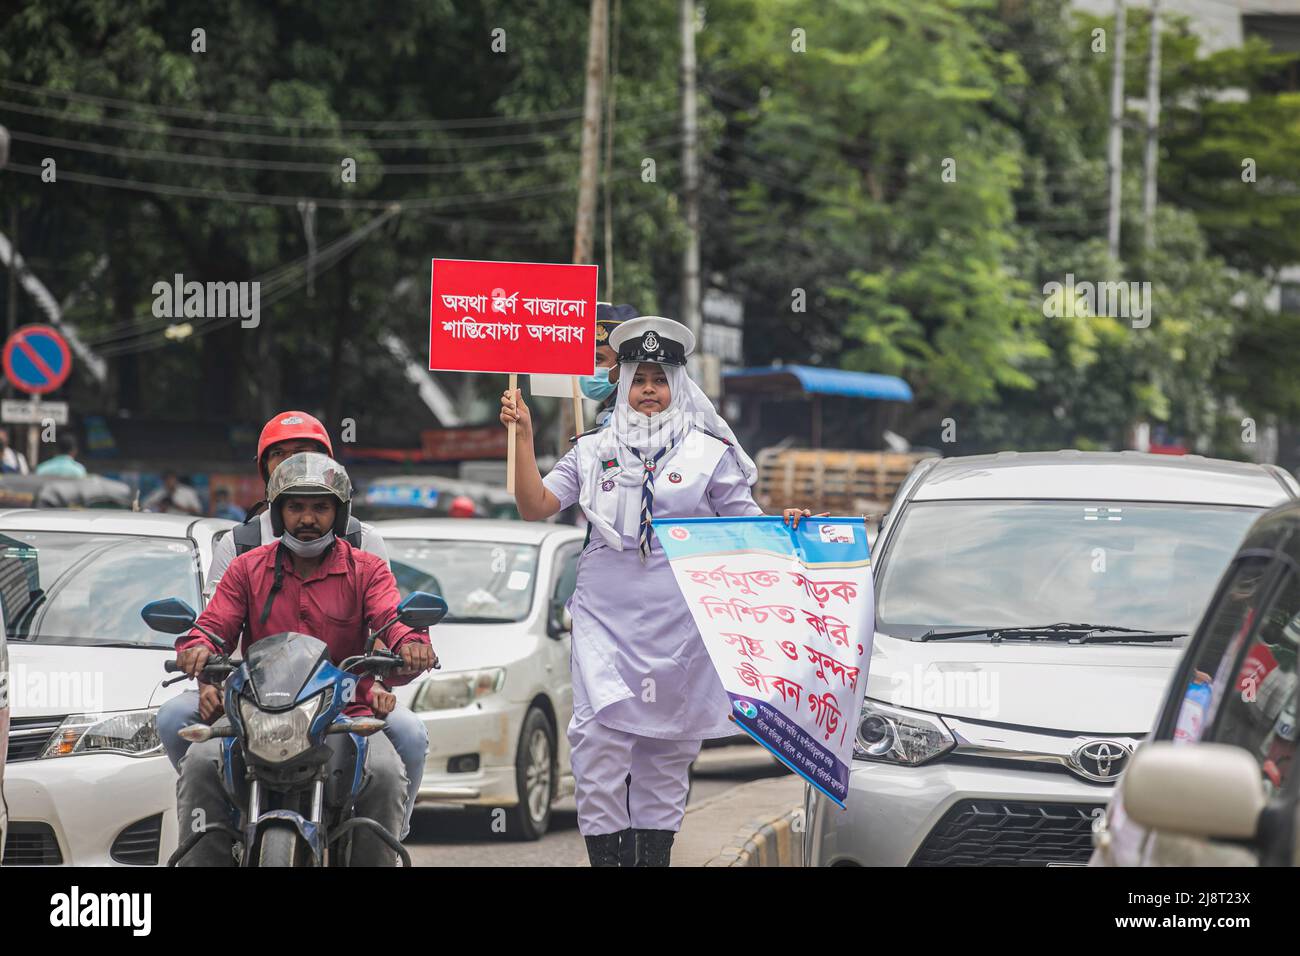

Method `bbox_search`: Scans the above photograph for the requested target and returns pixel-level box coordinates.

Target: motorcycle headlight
[240,692,327,763]
[854,699,955,766]
[412,668,505,712]
[41,709,162,759]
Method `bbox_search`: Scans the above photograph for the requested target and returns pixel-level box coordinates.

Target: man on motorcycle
[158,411,430,842]
[173,453,437,866]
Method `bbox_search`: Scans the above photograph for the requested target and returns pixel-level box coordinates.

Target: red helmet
[257,411,333,480]
[448,495,476,518]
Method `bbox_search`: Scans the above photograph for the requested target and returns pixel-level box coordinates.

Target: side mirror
[397,591,448,629]
[1122,742,1265,840]
[141,598,199,634]
[548,601,573,639]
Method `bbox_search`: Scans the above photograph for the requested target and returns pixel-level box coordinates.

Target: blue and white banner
[655,516,874,807]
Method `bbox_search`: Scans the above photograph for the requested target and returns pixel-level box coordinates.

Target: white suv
[804,451,1298,867]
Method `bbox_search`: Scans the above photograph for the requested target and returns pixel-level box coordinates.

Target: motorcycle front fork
[245,777,327,863]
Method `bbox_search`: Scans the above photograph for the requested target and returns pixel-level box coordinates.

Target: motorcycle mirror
[396,591,448,629]
[141,598,199,634]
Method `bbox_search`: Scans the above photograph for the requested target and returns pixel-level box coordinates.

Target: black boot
[633,828,675,867]
[618,828,638,867]
[585,829,630,867]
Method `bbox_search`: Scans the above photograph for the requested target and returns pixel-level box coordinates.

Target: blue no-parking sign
[3,324,72,395]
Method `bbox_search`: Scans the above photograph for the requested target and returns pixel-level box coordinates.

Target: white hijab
[578,360,758,550]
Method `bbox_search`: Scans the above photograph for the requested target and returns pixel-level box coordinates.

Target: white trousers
[568,706,702,836]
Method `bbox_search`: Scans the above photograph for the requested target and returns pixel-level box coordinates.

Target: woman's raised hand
[500,388,533,439]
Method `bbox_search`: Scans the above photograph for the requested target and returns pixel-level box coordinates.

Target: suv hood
[867,633,1178,734]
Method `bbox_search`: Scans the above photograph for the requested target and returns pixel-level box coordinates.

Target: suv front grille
[2,822,63,865]
[910,800,1103,866]
[5,715,65,762]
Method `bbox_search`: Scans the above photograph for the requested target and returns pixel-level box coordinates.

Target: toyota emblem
[1069,739,1133,782]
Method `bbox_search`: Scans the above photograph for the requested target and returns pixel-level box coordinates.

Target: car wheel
[504,707,555,841]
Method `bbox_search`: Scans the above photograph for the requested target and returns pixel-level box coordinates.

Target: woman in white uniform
[501,316,809,866]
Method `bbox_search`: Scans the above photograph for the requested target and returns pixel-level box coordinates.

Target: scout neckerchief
[628,442,672,562]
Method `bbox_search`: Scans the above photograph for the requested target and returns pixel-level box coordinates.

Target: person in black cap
[583,302,639,427]
[499,316,812,866]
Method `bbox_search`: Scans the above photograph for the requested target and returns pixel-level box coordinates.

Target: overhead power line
[5,127,683,176]
[0,98,680,150]
[0,77,678,131]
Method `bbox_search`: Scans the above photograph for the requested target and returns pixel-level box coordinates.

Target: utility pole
[1143,0,1162,251]
[568,0,608,443]
[5,207,13,336]
[680,0,701,343]
[1107,0,1127,263]
[2,122,14,336]
[572,0,608,267]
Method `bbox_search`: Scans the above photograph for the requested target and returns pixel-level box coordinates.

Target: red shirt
[179,538,430,716]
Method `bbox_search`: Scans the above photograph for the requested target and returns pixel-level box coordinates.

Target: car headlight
[41,709,162,759]
[854,699,954,766]
[240,693,327,763]
[412,668,505,711]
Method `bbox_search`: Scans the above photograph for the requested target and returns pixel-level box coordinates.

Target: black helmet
[266,452,352,538]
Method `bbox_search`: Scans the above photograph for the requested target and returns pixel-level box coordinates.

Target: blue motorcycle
[142,591,447,867]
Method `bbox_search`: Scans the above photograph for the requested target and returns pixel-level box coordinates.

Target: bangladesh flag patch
[602,458,618,470]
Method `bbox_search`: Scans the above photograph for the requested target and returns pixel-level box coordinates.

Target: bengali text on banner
[655,515,874,807]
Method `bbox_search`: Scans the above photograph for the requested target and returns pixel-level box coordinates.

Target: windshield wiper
[915,622,1186,644]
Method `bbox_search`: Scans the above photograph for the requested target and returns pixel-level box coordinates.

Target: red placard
[429,258,598,375]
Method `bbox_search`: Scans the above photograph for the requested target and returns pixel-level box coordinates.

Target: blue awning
[724,365,913,402]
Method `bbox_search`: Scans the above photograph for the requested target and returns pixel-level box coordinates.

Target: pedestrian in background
[35,433,87,478]
[0,428,30,474]
[143,471,203,514]
[211,487,245,522]
[580,302,638,429]
[501,315,812,866]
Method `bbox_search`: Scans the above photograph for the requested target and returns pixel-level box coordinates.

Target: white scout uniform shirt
[543,426,762,740]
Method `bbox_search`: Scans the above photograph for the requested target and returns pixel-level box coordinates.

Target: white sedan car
[1,510,231,866]
[374,518,584,841]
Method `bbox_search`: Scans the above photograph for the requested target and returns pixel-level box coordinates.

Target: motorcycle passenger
[173,453,437,866]
[157,410,429,842]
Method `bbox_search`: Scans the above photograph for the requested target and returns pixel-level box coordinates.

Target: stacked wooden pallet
[754,447,936,516]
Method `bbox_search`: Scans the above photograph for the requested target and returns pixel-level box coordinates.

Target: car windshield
[387,538,539,623]
[876,500,1263,642]
[0,530,202,648]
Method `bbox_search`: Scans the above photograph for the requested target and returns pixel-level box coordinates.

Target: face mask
[280,529,335,558]
[579,366,617,401]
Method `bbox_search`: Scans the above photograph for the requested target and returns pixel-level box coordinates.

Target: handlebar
[162,655,235,687]
[341,650,405,675]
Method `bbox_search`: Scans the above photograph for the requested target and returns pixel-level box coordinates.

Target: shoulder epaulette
[569,427,604,444]
[697,429,733,447]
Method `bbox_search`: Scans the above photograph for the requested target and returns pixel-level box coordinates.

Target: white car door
[1101,553,1299,866]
